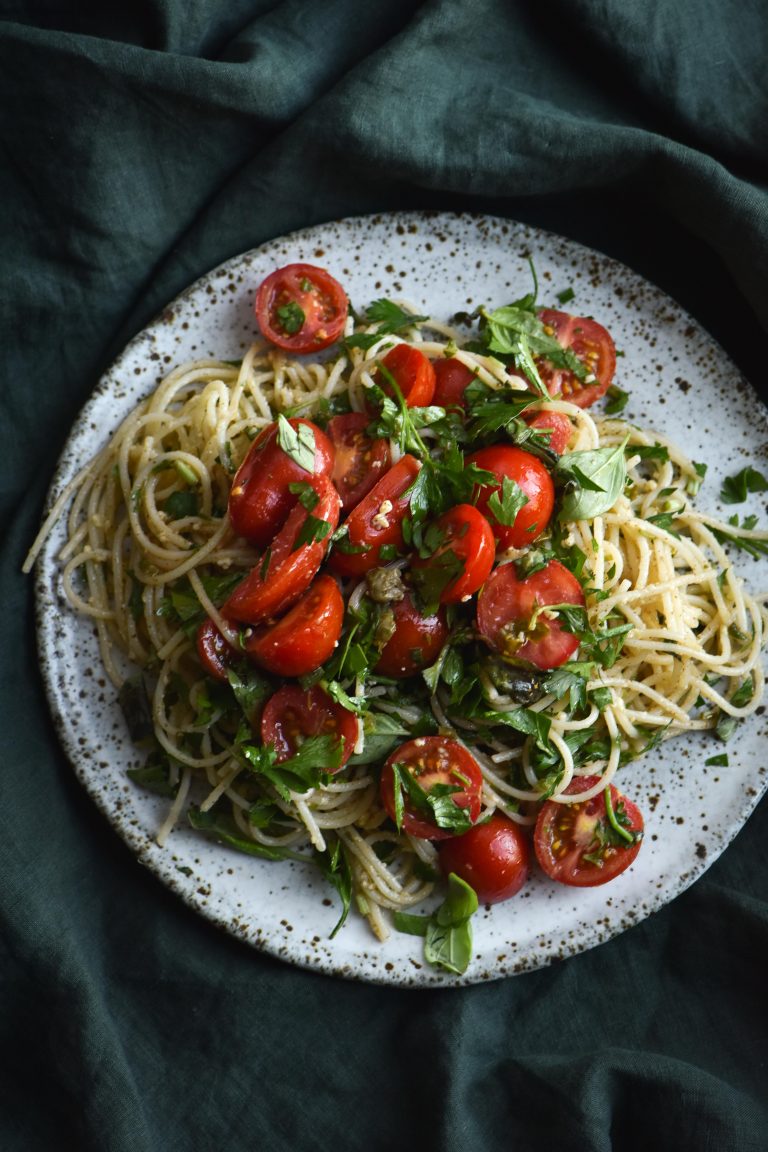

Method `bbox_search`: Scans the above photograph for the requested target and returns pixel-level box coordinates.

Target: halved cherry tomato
[327,413,391,511]
[522,409,572,455]
[476,558,585,669]
[432,357,476,409]
[438,814,530,904]
[244,575,343,678]
[534,775,644,886]
[411,503,495,604]
[255,263,348,353]
[261,683,359,768]
[196,618,237,682]
[229,418,334,547]
[536,309,616,408]
[375,344,436,408]
[467,444,555,549]
[224,478,340,625]
[328,454,421,578]
[373,592,449,678]
[380,736,484,841]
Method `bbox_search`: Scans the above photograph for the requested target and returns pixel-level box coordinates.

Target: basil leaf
[424,874,478,975]
[276,414,316,473]
[556,438,628,520]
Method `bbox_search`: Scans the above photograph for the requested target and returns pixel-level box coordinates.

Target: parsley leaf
[720,466,768,505]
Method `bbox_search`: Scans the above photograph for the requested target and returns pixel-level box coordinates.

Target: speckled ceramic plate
[35,212,768,986]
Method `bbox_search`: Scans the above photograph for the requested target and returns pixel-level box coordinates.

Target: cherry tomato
[467,444,555,549]
[375,344,436,408]
[432,357,476,409]
[224,478,340,625]
[522,409,572,455]
[536,309,616,408]
[255,263,348,353]
[229,418,334,547]
[244,575,343,678]
[328,454,421,578]
[476,558,585,670]
[261,683,359,768]
[373,592,449,678]
[439,814,530,904]
[380,736,484,841]
[534,775,644,886]
[327,412,392,511]
[196,618,237,682]
[411,504,495,604]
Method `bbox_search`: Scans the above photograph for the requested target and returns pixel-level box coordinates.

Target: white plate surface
[35,212,768,986]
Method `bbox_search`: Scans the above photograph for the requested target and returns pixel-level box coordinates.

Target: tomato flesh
[467,445,554,550]
[476,558,585,670]
[380,736,484,841]
[522,409,572,455]
[328,454,421,578]
[411,503,495,605]
[537,309,616,408]
[373,592,449,678]
[375,343,436,408]
[244,574,343,678]
[255,263,348,353]
[534,775,644,886]
[196,618,237,682]
[327,412,391,511]
[261,683,359,768]
[439,814,530,904]
[432,357,476,409]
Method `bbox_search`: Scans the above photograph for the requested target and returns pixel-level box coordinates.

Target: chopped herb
[276,413,316,473]
[720,465,768,505]
[276,300,305,335]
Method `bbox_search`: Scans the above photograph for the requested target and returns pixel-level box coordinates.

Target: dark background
[2,3,767,1149]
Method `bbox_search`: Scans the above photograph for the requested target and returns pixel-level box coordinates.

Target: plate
[34,211,768,986]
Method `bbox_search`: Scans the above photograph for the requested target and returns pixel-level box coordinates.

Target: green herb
[238,732,344,801]
[315,836,353,938]
[487,475,529,527]
[704,753,729,767]
[632,443,669,463]
[276,413,316,473]
[288,481,321,511]
[394,873,478,975]
[390,762,475,835]
[555,439,628,520]
[711,514,768,558]
[276,300,305,335]
[556,287,575,305]
[188,806,307,861]
[344,299,429,350]
[293,514,332,549]
[720,466,768,505]
[604,385,629,415]
[163,489,198,519]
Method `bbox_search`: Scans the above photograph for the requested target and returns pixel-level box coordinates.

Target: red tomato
[432,357,476,409]
[411,503,495,604]
[224,478,340,625]
[534,775,644,886]
[380,736,484,841]
[328,454,421,578]
[467,445,555,549]
[522,409,572,455]
[373,592,449,678]
[537,309,616,408]
[255,263,348,353]
[439,814,530,904]
[376,344,436,408]
[244,575,343,678]
[476,558,585,670]
[261,684,359,768]
[327,412,391,511]
[229,418,334,547]
[196,618,237,682]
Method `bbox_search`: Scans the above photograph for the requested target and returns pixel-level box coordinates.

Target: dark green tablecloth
[2,4,767,1149]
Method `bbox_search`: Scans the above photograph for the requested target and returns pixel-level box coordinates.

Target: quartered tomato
[476,558,585,670]
[224,478,340,625]
[244,575,343,678]
[439,814,530,904]
[327,412,391,511]
[411,503,495,604]
[522,409,572,455]
[328,454,421,578]
[255,263,348,353]
[196,618,237,682]
[375,343,436,408]
[467,444,555,549]
[537,309,616,408]
[432,357,476,409]
[261,683,359,768]
[380,736,484,841]
[228,418,334,547]
[534,775,644,886]
[373,592,449,678]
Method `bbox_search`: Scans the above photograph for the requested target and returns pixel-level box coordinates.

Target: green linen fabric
[2,2,767,1149]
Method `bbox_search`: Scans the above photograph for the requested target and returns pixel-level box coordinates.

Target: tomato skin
[439,814,530,904]
[327,413,391,511]
[224,478,341,625]
[261,683,359,768]
[476,558,585,670]
[328,454,421,578]
[537,309,616,408]
[432,357,476,409]
[373,592,449,678]
[467,445,555,549]
[229,419,335,547]
[196,618,237,682]
[244,575,343,678]
[411,503,495,604]
[534,775,644,886]
[380,736,484,841]
[522,409,572,455]
[376,343,436,408]
[255,263,348,353]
